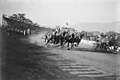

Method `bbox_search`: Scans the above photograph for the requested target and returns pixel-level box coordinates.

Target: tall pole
[2,14,4,27]
[2,14,6,27]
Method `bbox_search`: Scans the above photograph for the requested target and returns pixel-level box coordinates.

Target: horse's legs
[71,43,74,49]
[45,36,48,43]
[44,40,48,47]
[68,42,69,47]
[62,40,67,47]
[72,43,74,48]
[60,40,63,46]
[60,38,64,46]
[71,38,74,49]
[67,42,70,50]
[45,38,47,43]
[44,38,51,47]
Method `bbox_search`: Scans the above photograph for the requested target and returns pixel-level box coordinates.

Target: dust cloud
[28,31,47,46]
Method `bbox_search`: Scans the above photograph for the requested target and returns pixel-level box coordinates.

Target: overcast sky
[0,0,120,32]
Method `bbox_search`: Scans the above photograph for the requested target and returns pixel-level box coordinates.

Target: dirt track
[1,31,120,80]
[28,32,120,80]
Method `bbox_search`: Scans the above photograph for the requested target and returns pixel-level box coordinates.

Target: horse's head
[79,32,84,39]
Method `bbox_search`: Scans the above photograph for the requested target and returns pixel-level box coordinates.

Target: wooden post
[2,14,4,27]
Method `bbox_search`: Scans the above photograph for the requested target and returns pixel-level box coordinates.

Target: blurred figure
[27,28,31,35]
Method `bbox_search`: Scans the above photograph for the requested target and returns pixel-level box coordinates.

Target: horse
[44,30,66,47]
[63,32,84,50]
[44,31,55,47]
[44,29,72,47]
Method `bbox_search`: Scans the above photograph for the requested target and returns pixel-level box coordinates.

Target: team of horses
[43,29,120,53]
[44,29,84,49]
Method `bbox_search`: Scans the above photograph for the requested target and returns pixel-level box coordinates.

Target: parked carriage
[94,36,120,53]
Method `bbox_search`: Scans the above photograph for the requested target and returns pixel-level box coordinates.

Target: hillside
[72,22,120,33]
